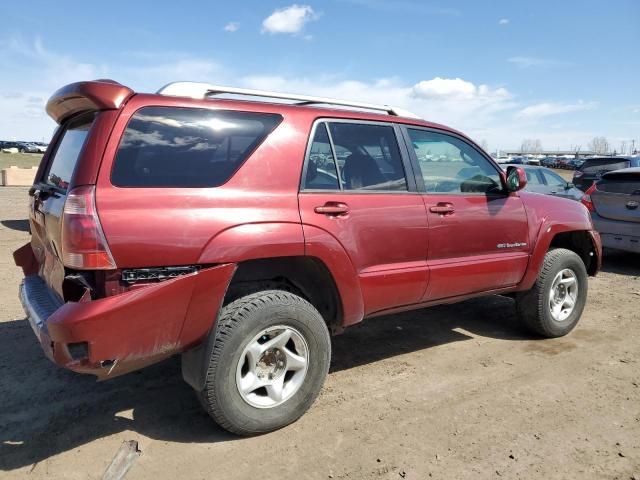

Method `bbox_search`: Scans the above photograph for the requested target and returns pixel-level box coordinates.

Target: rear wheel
[516,248,588,338]
[200,290,331,435]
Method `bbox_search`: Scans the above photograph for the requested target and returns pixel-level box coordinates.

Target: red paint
[16,80,602,379]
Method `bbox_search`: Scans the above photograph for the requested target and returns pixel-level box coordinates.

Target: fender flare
[519,220,599,290]
[197,222,305,264]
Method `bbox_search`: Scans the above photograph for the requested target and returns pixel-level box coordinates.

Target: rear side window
[329,123,407,191]
[541,170,566,188]
[305,123,340,190]
[581,159,629,174]
[302,121,408,191]
[524,169,544,185]
[112,107,282,187]
[45,114,94,192]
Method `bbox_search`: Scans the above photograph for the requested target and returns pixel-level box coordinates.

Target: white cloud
[261,5,318,35]
[507,56,572,69]
[498,18,509,25]
[241,75,516,136]
[0,35,625,150]
[516,101,597,119]
[224,22,239,32]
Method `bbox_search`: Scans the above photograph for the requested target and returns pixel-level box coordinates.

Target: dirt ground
[0,186,638,480]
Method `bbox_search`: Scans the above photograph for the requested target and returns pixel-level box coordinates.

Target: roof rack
[157,82,421,119]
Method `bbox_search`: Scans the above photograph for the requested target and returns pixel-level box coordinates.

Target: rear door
[29,113,95,298]
[402,127,530,301]
[298,120,429,316]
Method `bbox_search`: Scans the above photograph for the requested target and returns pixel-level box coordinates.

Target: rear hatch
[29,113,97,299]
[591,169,640,224]
[574,158,630,190]
[26,80,133,301]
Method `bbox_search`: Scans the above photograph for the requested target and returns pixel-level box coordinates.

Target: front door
[403,127,530,301]
[298,120,429,316]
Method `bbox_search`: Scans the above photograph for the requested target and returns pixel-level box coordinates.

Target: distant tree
[521,138,542,154]
[589,136,609,155]
[533,139,542,153]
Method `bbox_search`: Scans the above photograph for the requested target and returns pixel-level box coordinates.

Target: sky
[1,0,639,152]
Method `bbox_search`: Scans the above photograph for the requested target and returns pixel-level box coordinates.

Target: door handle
[314,202,350,216]
[429,203,455,215]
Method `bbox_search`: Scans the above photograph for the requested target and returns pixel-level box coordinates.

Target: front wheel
[516,248,588,338]
[200,290,331,435]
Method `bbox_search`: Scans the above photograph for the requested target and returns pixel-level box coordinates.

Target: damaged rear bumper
[17,253,236,380]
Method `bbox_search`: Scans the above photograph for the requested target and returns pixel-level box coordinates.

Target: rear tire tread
[201,290,325,435]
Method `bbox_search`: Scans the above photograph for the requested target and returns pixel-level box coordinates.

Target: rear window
[598,175,640,195]
[45,114,94,192]
[581,159,629,174]
[112,107,282,187]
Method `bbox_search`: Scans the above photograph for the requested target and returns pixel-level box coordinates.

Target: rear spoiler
[46,79,134,124]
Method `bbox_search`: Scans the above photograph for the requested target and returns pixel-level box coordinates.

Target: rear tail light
[62,186,116,270]
[581,183,597,212]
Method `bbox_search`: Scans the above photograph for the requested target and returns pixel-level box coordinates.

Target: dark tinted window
[305,123,340,190]
[598,174,640,194]
[112,107,282,187]
[45,115,94,192]
[408,129,502,194]
[328,123,407,191]
[581,159,630,174]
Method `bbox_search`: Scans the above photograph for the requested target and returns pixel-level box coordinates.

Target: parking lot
[0,185,638,479]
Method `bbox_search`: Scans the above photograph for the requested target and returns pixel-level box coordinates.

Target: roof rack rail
[157,82,421,119]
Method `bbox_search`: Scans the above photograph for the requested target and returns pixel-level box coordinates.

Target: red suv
[15,80,601,435]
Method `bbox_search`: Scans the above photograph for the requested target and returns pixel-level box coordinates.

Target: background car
[16,142,40,153]
[582,167,640,253]
[573,156,640,191]
[502,164,584,200]
[0,141,21,153]
[568,159,585,170]
[540,157,557,168]
[555,157,573,169]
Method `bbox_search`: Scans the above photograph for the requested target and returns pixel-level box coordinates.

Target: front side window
[45,114,94,192]
[112,107,282,187]
[408,129,502,194]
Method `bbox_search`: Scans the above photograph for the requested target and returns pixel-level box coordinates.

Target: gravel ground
[0,186,638,480]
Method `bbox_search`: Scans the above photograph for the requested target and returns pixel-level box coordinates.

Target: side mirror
[506,166,527,192]
[566,182,574,189]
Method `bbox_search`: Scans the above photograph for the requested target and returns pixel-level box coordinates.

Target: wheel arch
[225,256,344,335]
[519,225,600,290]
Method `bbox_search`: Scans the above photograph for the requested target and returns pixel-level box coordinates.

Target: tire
[200,290,331,435]
[516,248,588,338]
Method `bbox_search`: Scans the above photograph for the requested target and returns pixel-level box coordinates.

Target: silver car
[502,164,584,201]
[586,167,640,253]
